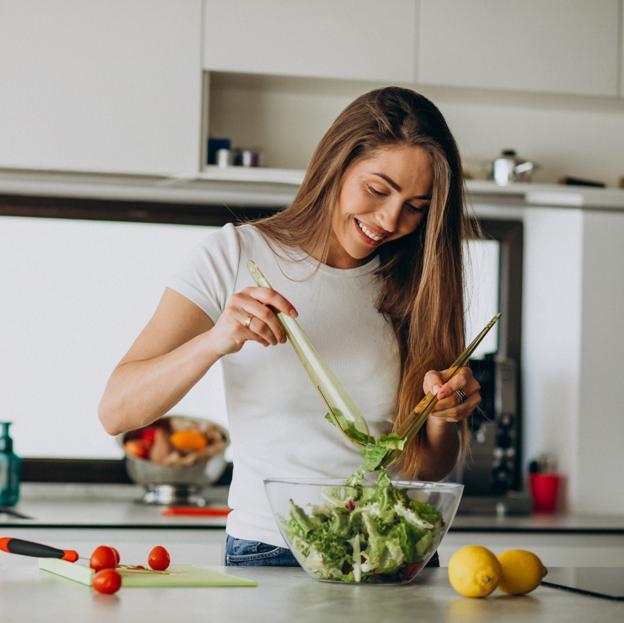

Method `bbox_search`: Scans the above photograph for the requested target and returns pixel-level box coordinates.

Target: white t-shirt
[167,223,401,546]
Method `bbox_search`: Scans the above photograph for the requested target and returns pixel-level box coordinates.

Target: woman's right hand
[208,286,298,356]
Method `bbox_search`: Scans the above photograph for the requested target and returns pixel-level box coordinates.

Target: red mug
[529,473,560,513]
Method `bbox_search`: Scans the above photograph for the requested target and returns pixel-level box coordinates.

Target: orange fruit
[170,430,207,453]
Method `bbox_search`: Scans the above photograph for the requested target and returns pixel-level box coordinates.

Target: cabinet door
[0,0,202,175]
[417,0,620,96]
[203,0,417,82]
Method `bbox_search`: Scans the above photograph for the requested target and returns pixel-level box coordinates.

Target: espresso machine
[454,355,531,514]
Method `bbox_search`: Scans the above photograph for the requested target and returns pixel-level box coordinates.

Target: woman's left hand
[423,367,481,425]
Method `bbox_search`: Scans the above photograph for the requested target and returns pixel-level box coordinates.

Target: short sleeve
[166,223,241,323]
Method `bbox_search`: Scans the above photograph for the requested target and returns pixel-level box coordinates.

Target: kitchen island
[1,550,622,623]
[2,483,624,570]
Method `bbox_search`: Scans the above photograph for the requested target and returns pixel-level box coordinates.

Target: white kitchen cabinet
[417,0,620,96]
[0,0,203,175]
[203,0,418,82]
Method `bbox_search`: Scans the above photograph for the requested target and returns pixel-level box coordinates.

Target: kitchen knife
[0,507,33,519]
[0,536,79,562]
[160,507,231,516]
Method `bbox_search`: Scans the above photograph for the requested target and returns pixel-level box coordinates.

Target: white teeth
[356,219,384,242]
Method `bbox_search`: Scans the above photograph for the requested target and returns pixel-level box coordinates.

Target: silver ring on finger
[455,389,468,405]
[244,314,253,329]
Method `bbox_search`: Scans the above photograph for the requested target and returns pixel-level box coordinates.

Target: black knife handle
[0,537,79,561]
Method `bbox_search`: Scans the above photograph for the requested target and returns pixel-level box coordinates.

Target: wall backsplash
[208,72,624,187]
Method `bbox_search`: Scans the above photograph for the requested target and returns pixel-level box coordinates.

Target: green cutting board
[38,559,256,588]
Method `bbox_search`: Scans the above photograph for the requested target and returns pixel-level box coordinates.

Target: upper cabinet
[417,0,621,97]
[203,0,418,83]
[0,0,203,176]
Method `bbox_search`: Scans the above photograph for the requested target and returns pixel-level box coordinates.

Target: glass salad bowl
[264,470,463,585]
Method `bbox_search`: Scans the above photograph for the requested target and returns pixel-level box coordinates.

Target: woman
[98,87,481,567]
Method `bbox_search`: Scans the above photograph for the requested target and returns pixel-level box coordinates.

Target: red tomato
[148,545,170,571]
[110,547,120,566]
[124,439,149,459]
[139,426,158,448]
[92,568,122,594]
[90,546,117,572]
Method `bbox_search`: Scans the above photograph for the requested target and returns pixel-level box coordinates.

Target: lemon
[497,549,548,595]
[448,545,502,598]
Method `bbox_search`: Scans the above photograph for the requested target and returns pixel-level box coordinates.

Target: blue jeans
[224,535,440,568]
[225,534,299,566]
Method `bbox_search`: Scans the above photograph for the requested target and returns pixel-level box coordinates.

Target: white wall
[575,211,624,513]
[209,73,624,187]
[3,207,621,512]
[0,216,499,460]
[474,203,624,515]
[464,239,500,356]
[521,208,584,511]
[0,218,228,459]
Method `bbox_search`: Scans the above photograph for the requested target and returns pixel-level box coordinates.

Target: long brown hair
[255,87,476,479]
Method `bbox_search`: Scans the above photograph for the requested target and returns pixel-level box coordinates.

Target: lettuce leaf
[284,468,443,583]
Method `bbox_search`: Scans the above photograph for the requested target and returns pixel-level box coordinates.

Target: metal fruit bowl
[118,415,229,504]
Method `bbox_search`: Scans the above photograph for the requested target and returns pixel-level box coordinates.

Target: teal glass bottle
[0,422,21,506]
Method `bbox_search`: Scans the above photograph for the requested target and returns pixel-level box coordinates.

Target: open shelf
[197,165,304,186]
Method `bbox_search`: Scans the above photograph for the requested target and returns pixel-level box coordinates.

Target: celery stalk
[247,260,371,443]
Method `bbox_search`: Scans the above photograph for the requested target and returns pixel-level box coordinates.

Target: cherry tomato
[92,568,122,594]
[139,426,158,448]
[90,545,117,572]
[148,545,170,571]
[123,439,149,459]
[110,547,120,566]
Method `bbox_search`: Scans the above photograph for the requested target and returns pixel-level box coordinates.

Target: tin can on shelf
[207,137,231,165]
[234,148,261,167]
[216,148,232,167]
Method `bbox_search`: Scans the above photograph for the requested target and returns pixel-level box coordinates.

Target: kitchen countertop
[2,484,624,533]
[1,552,622,623]
[2,167,624,210]
[0,484,231,529]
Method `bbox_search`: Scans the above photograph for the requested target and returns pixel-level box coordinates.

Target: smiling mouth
[354,218,386,244]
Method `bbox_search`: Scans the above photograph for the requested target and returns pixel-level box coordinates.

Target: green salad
[285,468,443,583]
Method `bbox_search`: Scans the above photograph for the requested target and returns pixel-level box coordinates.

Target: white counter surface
[1,555,622,623]
[2,486,624,620]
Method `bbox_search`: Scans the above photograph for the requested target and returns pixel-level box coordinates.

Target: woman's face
[327,145,434,269]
